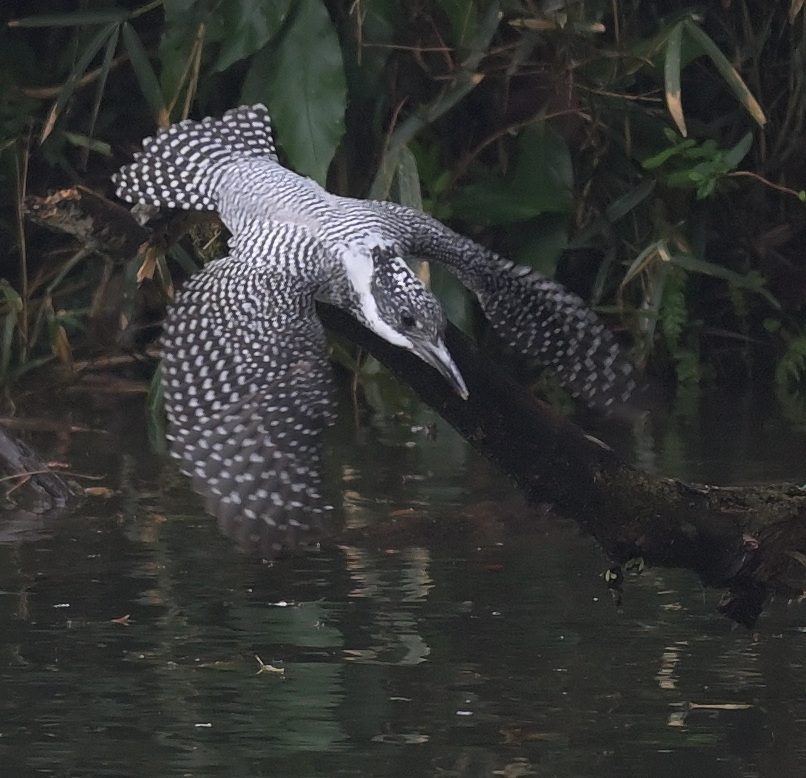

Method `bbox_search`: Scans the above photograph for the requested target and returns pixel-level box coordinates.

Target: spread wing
[364,200,636,408]
[161,236,337,557]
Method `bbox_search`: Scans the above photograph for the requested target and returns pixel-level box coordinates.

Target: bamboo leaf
[9,9,130,27]
[167,244,201,278]
[0,313,17,384]
[62,132,112,156]
[83,22,120,164]
[722,132,753,168]
[369,144,403,202]
[670,253,780,308]
[41,21,120,142]
[159,1,210,121]
[122,22,167,122]
[0,281,23,313]
[436,0,478,52]
[606,179,656,221]
[50,322,74,371]
[392,145,423,210]
[621,240,667,288]
[369,144,423,208]
[664,22,686,137]
[683,20,767,127]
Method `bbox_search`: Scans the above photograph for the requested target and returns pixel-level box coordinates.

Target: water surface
[1,387,805,777]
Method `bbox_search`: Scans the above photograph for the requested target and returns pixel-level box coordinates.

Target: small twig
[360,43,455,53]
[728,170,806,200]
[15,128,31,354]
[449,108,592,188]
[254,655,285,675]
[0,469,50,484]
[0,417,91,433]
[16,55,130,100]
[575,83,664,103]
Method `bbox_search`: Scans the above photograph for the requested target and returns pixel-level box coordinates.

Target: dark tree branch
[0,426,72,512]
[25,188,806,627]
[320,305,806,627]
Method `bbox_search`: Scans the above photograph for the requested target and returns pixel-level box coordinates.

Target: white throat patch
[340,239,412,348]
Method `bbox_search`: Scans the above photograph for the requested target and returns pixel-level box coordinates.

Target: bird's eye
[401,312,416,329]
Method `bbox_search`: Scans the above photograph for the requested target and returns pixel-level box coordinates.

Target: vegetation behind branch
[1,0,805,418]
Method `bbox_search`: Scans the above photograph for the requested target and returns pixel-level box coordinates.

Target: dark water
[2,387,806,777]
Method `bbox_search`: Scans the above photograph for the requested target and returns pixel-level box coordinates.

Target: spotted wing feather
[161,241,336,557]
[475,257,634,405]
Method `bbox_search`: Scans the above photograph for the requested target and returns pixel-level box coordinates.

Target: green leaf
[85,20,120,151]
[664,22,686,136]
[241,0,346,184]
[429,264,475,334]
[436,0,478,53]
[9,9,130,27]
[722,132,753,169]
[606,179,656,222]
[0,312,17,384]
[660,266,687,348]
[62,132,112,156]
[670,253,780,308]
[391,145,423,210]
[159,0,214,113]
[450,122,573,225]
[0,281,22,312]
[41,21,120,142]
[146,362,167,453]
[507,213,569,277]
[369,143,423,208]
[683,19,766,128]
[213,0,292,72]
[122,22,167,122]
[167,244,201,276]
[696,178,716,199]
[369,143,403,201]
[642,145,680,170]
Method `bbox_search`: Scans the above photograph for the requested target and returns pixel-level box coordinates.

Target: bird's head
[364,256,468,399]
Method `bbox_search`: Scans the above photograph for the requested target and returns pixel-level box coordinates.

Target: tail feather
[114,104,276,211]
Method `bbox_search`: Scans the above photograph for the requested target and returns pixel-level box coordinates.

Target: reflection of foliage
[0,0,805,410]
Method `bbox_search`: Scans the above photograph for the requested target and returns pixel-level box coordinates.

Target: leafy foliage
[0,0,805,411]
[240,0,346,184]
[643,129,753,200]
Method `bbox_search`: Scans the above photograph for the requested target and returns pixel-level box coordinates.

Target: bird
[115,106,466,555]
[114,104,635,555]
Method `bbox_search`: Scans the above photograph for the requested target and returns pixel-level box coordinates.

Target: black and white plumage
[160,228,337,555]
[366,202,636,407]
[114,104,634,554]
[115,105,466,395]
[116,106,465,554]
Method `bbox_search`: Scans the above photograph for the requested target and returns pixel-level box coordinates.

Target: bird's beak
[415,339,469,399]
